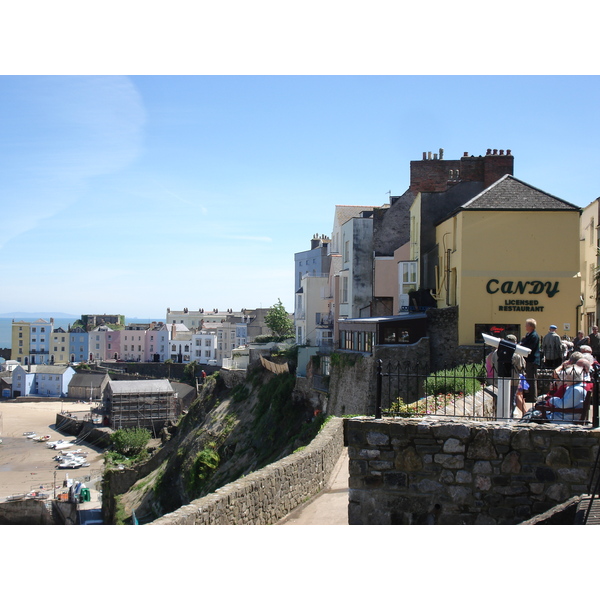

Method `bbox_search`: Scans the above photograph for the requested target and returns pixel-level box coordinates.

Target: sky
[2,1,596,582]
[1,5,599,322]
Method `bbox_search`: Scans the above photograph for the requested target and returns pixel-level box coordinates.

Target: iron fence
[375,359,599,427]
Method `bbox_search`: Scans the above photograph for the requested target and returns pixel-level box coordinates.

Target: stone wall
[327,340,431,417]
[328,354,376,416]
[149,417,345,525]
[54,414,112,449]
[344,417,600,525]
[0,499,55,525]
[218,368,246,389]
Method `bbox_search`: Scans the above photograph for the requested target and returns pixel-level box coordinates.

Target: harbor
[0,400,104,523]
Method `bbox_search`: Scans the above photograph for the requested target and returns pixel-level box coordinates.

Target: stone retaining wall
[0,498,54,525]
[149,417,345,525]
[54,414,112,449]
[344,417,600,525]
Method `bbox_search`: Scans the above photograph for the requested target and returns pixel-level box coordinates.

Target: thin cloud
[0,76,146,249]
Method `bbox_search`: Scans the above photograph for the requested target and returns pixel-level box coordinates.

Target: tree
[110,427,151,457]
[183,360,198,384]
[265,298,295,339]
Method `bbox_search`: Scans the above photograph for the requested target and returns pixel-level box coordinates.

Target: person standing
[589,325,600,362]
[542,325,563,368]
[573,330,590,353]
[520,318,541,402]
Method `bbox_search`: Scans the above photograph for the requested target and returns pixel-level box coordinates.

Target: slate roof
[108,379,174,394]
[19,365,72,374]
[335,205,378,226]
[68,373,109,388]
[460,175,580,212]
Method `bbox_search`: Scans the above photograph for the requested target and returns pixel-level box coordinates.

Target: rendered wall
[437,210,582,345]
[345,417,600,525]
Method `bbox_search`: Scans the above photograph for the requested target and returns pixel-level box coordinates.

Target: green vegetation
[110,427,151,458]
[184,446,221,494]
[231,384,251,403]
[264,298,295,339]
[330,352,361,369]
[254,371,296,422]
[425,363,485,397]
[113,495,127,525]
[387,364,486,417]
[112,363,333,523]
[183,360,198,384]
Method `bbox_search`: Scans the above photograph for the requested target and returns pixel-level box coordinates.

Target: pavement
[277,447,349,525]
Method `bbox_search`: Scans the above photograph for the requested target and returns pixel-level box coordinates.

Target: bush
[424,364,485,397]
[110,427,151,457]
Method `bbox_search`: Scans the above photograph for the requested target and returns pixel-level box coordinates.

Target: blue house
[69,326,89,363]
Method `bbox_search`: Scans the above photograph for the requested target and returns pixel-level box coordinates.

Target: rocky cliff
[103,364,325,524]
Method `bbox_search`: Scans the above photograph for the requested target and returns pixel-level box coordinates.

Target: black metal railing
[375,359,599,427]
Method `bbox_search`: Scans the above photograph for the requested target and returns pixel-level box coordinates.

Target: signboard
[475,323,520,344]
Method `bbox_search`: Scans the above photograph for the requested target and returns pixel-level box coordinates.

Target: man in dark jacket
[542,325,563,368]
[589,325,600,362]
[521,318,541,402]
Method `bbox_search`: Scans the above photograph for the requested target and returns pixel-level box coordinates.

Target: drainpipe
[576,295,584,333]
[446,249,452,306]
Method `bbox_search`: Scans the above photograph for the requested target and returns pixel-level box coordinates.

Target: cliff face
[106,366,324,524]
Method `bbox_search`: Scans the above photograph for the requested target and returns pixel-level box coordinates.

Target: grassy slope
[115,367,324,524]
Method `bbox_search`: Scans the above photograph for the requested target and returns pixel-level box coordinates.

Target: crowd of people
[486,318,599,421]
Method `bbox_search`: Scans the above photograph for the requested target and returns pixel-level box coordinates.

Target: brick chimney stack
[410,148,514,193]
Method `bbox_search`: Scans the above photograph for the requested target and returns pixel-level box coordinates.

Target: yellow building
[50,328,69,365]
[434,175,582,345]
[579,198,599,332]
[11,320,30,364]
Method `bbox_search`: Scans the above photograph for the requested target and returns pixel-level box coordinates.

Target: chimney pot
[486,149,492,155]
[493,149,498,155]
[439,148,444,159]
[428,151,432,160]
[433,153,438,160]
[463,151,469,157]
[499,149,504,155]
[507,149,512,155]
[423,151,427,160]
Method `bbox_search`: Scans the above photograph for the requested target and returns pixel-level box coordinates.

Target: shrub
[110,427,151,457]
[424,364,485,397]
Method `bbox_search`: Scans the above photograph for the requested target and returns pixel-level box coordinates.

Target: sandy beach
[0,400,105,500]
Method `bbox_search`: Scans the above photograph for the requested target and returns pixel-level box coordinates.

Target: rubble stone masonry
[150,417,345,525]
[345,417,600,524]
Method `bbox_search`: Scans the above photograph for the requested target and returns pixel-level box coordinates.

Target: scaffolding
[108,387,179,436]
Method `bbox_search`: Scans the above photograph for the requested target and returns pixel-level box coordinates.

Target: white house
[12,365,76,398]
[191,330,218,364]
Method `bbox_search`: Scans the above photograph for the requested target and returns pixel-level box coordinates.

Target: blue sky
[1,75,600,318]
